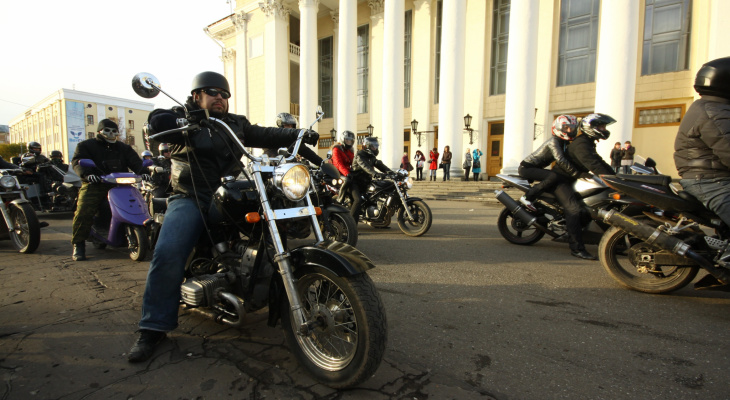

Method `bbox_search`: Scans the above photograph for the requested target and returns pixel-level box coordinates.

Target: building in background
[0,125,9,144]
[8,90,154,163]
[206,0,727,178]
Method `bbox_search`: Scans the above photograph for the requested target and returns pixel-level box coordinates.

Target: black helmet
[158,143,170,153]
[275,112,297,128]
[579,113,616,140]
[694,56,730,99]
[363,136,379,156]
[27,141,41,155]
[50,150,63,159]
[191,71,230,95]
[341,130,355,149]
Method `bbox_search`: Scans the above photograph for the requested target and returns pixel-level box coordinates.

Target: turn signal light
[245,212,261,223]
[315,207,322,216]
[612,193,621,200]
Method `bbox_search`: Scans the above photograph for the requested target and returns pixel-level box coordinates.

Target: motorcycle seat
[618,174,672,187]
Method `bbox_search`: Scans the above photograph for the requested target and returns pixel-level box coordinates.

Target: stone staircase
[407,178,522,206]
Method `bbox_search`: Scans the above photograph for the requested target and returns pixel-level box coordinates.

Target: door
[487,121,504,178]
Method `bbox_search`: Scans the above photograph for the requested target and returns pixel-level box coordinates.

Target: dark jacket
[609,148,623,167]
[554,134,615,177]
[522,136,581,178]
[72,134,145,182]
[0,156,19,170]
[350,150,391,183]
[148,106,300,205]
[621,145,635,161]
[441,150,452,164]
[674,95,730,179]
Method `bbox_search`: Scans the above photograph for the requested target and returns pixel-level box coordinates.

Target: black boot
[72,242,86,261]
[128,329,166,362]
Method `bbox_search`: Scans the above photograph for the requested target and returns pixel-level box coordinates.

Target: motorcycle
[0,168,41,253]
[596,163,730,293]
[19,156,81,212]
[340,170,432,236]
[78,159,152,261]
[309,162,358,246]
[494,173,645,245]
[132,72,387,388]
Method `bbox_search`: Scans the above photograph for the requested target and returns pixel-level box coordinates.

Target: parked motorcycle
[308,162,358,246]
[597,169,730,293]
[494,173,644,245]
[19,156,81,212]
[0,168,41,253]
[78,159,152,261]
[132,72,387,388]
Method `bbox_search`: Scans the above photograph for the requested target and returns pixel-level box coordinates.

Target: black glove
[141,174,152,182]
[302,130,319,146]
[86,175,101,184]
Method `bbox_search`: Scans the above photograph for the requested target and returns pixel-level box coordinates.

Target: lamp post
[464,114,475,145]
[330,128,337,143]
[411,119,422,146]
[366,124,374,137]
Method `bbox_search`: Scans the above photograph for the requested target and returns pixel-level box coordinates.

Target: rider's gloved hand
[302,130,319,146]
[141,174,152,182]
[86,175,101,184]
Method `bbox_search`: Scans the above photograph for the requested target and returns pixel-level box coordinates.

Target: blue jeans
[442,163,451,180]
[680,177,730,227]
[139,197,205,332]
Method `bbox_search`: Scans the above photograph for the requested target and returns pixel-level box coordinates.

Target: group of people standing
[411,146,483,181]
[609,140,636,174]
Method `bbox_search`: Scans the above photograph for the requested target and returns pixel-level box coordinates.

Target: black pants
[349,183,363,220]
[552,180,587,252]
[463,167,471,180]
[416,167,423,180]
[518,165,563,202]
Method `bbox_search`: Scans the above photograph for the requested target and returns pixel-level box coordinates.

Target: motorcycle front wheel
[281,266,387,389]
[320,212,358,247]
[397,199,432,236]
[598,225,699,293]
[8,202,40,253]
[497,207,545,245]
[126,225,149,262]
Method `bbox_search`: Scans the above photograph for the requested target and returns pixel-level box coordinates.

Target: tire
[598,225,699,294]
[320,212,359,247]
[497,207,545,245]
[127,225,149,262]
[397,199,432,237]
[8,202,40,253]
[281,266,387,389]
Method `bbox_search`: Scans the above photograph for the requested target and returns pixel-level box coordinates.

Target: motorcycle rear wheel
[127,225,149,262]
[497,207,545,245]
[320,212,358,247]
[281,266,387,389]
[397,200,432,237]
[9,202,40,253]
[598,225,699,294]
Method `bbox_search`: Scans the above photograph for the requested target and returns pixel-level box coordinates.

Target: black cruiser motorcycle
[132,73,386,388]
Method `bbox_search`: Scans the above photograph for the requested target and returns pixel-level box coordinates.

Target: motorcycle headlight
[275,164,311,201]
[115,177,138,184]
[1,175,17,189]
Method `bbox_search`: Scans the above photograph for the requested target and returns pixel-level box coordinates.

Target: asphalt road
[1,200,729,400]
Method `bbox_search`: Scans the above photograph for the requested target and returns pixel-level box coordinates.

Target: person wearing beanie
[70,118,149,261]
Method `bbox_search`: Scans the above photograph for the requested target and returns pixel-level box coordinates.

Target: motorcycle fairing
[600,174,711,217]
[105,179,151,245]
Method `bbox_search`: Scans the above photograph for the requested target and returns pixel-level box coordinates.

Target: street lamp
[411,119,422,146]
[330,128,337,141]
[366,124,374,137]
[464,114,475,145]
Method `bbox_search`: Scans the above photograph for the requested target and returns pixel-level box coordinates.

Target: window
[126,135,135,146]
[557,0,599,86]
[490,0,510,95]
[129,120,135,130]
[434,0,443,103]
[357,25,370,114]
[641,0,691,75]
[404,10,413,108]
[87,132,94,139]
[635,105,684,127]
[87,115,94,125]
[318,36,334,117]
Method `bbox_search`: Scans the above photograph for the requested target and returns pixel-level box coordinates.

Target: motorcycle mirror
[132,72,161,98]
[316,105,323,116]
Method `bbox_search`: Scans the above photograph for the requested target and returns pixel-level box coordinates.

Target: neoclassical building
[206,0,728,179]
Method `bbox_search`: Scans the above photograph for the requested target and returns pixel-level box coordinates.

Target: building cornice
[259,0,290,20]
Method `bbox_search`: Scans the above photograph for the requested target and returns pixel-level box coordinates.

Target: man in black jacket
[675,57,730,226]
[70,119,148,261]
[552,113,617,260]
[127,71,319,363]
[348,136,392,220]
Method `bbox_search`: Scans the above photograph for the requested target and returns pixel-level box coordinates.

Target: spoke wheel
[497,207,544,245]
[320,212,358,246]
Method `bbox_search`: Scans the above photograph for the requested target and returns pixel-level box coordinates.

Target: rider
[127,71,319,363]
[331,130,356,203]
[49,150,69,172]
[551,113,617,260]
[264,112,323,165]
[141,150,154,162]
[70,119,149,261]
[518,115,587,212]
[674,56,730,227]
[348,136,393,220]
[149,143,172,198]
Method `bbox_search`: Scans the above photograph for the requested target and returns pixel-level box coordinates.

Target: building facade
[207,0,729,178]
[0,125,9,144]
[8,90,154,163]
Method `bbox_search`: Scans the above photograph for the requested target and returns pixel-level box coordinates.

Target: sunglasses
[201,88,231,99]
[102,128,119,134]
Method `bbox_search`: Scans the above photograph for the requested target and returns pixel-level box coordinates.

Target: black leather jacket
[148,106,300,205]
[72,135,145,182]
[350,150,391,183]
[521,136,581,178]
[554,134,615,177]
[674,95,730,180]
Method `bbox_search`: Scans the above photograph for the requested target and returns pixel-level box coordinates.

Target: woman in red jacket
[428,147,440,181]
[331,130,356,202]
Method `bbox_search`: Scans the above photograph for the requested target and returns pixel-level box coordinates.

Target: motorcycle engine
[180,273,231,307]
[366,206,380,218]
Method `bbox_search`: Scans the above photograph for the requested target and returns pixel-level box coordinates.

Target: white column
[502,0,539,174]
[411,0,432,152]
[462,0,488,167]
[594,0,639,159]
[369,2,384,145]
[381,0,404,169]
[261,0,290,125]
[336,0,357,133]
[437,0,467,177]
[233,12,250,117]
[708,0,730,62]
[331,12,339,125]
[299,0,318,129]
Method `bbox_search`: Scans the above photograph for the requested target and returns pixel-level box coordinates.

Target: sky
[0,0,236,125]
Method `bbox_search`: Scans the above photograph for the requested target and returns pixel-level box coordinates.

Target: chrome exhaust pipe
[216,291,246,328]
[495,190,559,238]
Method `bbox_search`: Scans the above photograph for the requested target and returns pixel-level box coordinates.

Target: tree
[0,143,25,162]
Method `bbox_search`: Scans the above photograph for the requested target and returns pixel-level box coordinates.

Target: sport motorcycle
[132,72,387,388]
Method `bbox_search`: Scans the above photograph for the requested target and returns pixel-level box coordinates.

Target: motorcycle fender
[10,198,31,207]
[404,196,424,203]
[323,203,350,215]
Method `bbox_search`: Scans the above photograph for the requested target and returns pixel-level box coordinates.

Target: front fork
[395,185,415,221]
